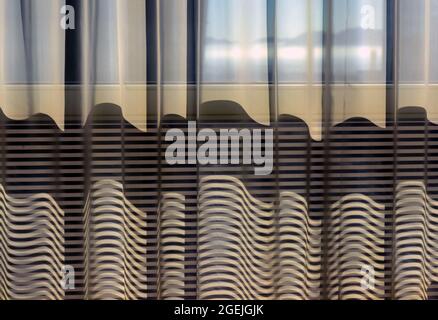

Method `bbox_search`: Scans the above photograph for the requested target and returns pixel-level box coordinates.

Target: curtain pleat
[79,0,147,130]
[1,0,438,300]
[159,0,188,119]
[200,0,271,126]
[0,0,65,128]
[398,0,438,123]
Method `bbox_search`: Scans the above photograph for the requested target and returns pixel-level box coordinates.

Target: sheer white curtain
[159,0,188,119]
[79,0,147,130]
[199,0,387,140]
[277,0,386,140]
[331,0,386,130]
[201,0,270,125]
[3,0,438,136]
[0,0,65,128]
[277,0,323,140]
[399,0,438,122]
[0,0,147,130]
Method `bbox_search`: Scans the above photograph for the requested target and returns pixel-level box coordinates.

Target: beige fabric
[398,0,438,122]
[0,0,65,129]
[200,0,271,126]
[332,84,386,129]
[159,0,188,119]
[399,85,438,122]
[80,0,147,131]
[201,84,270,126]
[278,85,323,140]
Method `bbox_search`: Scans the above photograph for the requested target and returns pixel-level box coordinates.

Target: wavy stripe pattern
[0,185,64,300]
[83,180,147,300]
[394,181,438,300]
[4,175,438,299]
[197,175,388,300]
[158,193,186,299]
[277,191,321,300]
[327,194,385,300]
[198,175,276,299]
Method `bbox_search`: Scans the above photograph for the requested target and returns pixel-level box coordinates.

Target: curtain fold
[0,0,65,128]
[330,0,387,129]
[158,0,188,119]
[200,0,271,126]
[398,0,438,123]
[1,0,438,300]
[277,0,323,140]
[79,0,147,130]
[0,0,398,136]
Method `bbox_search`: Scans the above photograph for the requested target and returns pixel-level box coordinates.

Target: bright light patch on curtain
[201,0,270,126]
[0,0,438,303]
